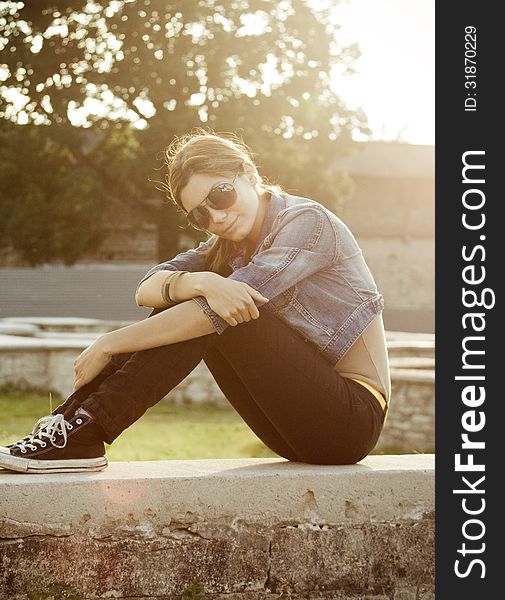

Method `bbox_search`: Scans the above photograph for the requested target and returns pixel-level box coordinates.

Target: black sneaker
[0,412,108,473]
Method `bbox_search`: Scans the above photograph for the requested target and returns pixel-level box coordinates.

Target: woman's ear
[242,163,256,180]
[242,164,262,190]
[247,171,261,186]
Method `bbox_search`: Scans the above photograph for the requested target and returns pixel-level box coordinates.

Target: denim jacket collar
[229,190,285,269]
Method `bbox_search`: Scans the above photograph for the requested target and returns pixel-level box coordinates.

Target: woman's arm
[137,270,269,326]
[105,299,216,353]
[74,273,269,391]
[73,299,216,390]
[135,271,212,308]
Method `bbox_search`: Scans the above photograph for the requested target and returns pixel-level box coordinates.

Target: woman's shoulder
[271,192,360,257]
[274,192,345,228]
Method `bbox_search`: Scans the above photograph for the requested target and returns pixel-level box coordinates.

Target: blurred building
[336,141,434,333]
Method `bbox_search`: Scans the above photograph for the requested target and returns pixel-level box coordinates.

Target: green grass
[0,385,424,460]
[0,386,279,461]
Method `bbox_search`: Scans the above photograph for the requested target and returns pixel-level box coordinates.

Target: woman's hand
[73,337,112,392]
[201,273,269,326]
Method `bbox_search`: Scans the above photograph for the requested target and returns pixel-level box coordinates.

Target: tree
[0,0,369,264]
[0,120,110,264]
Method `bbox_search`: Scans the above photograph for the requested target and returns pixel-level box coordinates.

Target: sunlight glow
[330,0,434,145]
[0,1,433,145]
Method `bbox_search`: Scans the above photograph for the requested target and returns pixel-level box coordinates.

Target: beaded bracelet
[160,272,179,305]
[160,271,187,306]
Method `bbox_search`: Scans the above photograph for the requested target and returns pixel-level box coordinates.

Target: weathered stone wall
[341,174,434,332]
[384,369,434,452]
[0,456,434,599]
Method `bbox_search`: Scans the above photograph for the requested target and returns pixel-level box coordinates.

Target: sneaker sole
[0,452,108,474]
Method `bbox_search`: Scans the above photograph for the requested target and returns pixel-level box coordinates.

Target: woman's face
[179,172,268,244]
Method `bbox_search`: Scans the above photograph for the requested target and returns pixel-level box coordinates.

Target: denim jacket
[138,191,384,365]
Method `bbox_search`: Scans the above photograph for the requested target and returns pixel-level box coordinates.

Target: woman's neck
[245,190,270,247]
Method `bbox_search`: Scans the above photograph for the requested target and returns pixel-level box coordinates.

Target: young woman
[0,131,390,473]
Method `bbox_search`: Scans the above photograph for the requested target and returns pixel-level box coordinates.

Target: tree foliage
[0,120,109,264]
[0,0,368,265]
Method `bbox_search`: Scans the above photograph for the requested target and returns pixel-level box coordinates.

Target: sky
[331,0,435,145]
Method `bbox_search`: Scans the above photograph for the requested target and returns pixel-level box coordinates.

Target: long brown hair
[160,128,283,274]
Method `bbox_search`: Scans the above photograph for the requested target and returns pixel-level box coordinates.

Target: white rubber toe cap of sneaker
[0,446,11,454]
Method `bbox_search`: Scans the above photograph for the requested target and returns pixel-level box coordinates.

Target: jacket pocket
[268,284,298,312]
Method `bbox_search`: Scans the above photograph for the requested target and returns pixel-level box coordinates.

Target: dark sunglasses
[186,173,239,231]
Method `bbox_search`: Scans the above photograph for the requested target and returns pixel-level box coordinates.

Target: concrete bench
[0,454,434,599]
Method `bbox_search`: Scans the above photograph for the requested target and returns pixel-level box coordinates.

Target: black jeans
[53,307,385,464]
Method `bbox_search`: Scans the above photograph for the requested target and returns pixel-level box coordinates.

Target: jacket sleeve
[136,235,216,295]
[192,204,339,334]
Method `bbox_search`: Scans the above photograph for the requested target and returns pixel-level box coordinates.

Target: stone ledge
[0,455,434,531]
[0,455,434,599]
[0,333,99,350]
[1,316,132,333]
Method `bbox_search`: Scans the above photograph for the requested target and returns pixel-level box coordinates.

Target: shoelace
[12,414,75,454]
